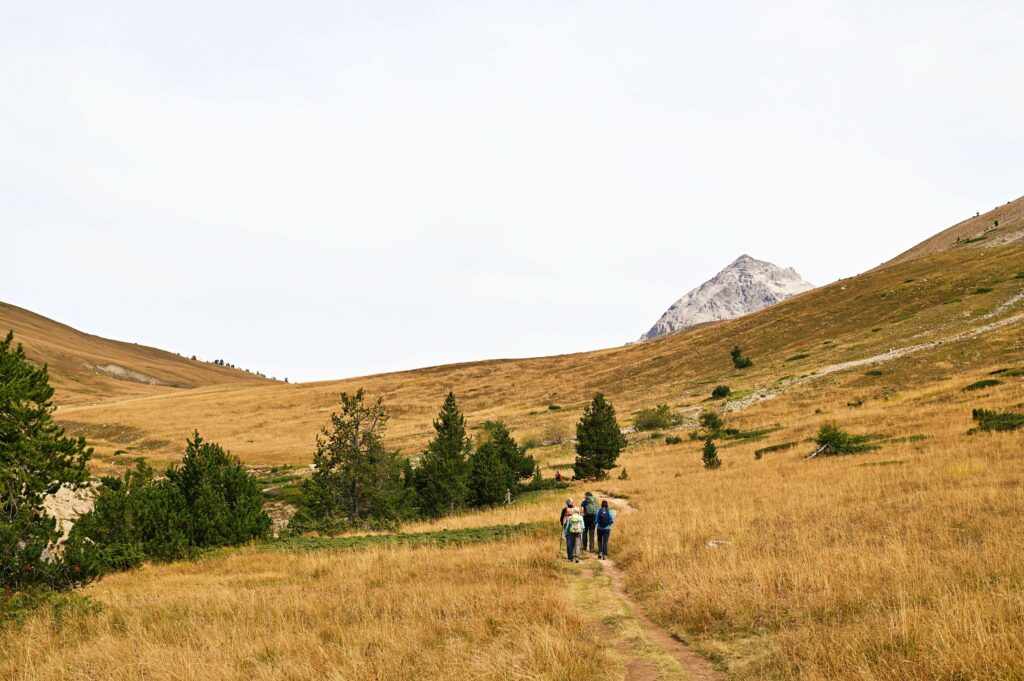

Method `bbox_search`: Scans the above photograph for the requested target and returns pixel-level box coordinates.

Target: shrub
[786,353,811,362]
[810,423,879,456]
[618,468,629,480]
[971,409,1024,432]
[634,404,678,430]
[973,287,994,294]
[665,435,683,445]
[698,410,725,437]
[1015,272,1024,280]
[963,379,1002,392]
[871,327,882,332]
[711,385,731,399]
[547,404,562,411]
[702,439,721,469]
[731,346,753,369]
[865,370,883,377]
[65,434,270,580]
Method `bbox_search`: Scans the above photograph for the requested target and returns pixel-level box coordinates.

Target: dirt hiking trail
[565,494,725,681]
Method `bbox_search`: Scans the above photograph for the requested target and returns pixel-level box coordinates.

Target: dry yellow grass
[0,537,607,681]
[3,204,1024,679]
[595,351,1024,679]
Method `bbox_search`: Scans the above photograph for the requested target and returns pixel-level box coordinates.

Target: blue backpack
[597,508,613,527]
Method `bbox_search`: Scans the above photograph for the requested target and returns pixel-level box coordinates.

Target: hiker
[564,504,585,563]
[596,499,615,559]
[554,470,562,482]
[559,498,574,528]
[581,491,598,553]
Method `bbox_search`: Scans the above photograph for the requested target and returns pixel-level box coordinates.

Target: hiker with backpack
[564,503,585,563]
[596,499,615,559]
[581,491,599,554]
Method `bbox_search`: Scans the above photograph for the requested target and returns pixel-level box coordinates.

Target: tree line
[1,328,629,593]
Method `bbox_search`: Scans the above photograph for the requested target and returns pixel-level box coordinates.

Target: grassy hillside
[53,224,1024,471]
[3,200,1023,680]
[882,193,1024,268]
[0,301,269,405]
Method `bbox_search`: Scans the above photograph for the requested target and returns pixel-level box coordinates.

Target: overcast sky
[3,2,1022,382]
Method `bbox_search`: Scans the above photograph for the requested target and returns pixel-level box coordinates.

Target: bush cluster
[634,404,680,430]
[971,409,1024,433]
[711,385,731,399]
[812,423,880,456]
[63,434,271,581]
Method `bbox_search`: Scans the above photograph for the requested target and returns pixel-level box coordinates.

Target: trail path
[567,494,725,681]
[723,307,1024,413]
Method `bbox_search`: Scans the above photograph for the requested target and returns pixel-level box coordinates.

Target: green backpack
[568,514,585,534]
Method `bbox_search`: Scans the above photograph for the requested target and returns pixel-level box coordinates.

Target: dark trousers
[597,528,611,556]
[583,515,596,551]
[566,533,580,560]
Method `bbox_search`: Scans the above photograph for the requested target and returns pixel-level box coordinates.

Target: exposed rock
[640,255,814,341]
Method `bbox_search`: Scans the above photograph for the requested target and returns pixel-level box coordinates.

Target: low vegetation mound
[808,422,881,457]
[970,409,1024,433]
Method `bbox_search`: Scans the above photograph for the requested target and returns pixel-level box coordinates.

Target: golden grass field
[1,200,1023,679]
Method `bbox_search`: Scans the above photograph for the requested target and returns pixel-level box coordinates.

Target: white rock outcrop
[640,255,814,341]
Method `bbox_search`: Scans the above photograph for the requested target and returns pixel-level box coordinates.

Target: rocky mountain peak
[639,256,814,342]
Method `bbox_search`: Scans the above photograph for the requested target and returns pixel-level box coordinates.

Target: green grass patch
[895,312,916,322]
[856,460,905,467]
[879,434,929,444]
[754,441,798,460]
[989,367,1024,377]
[786,353,811,362]
[963,379,1003,391]
[972,287,994,295]
[272,522,545,553]
[942,298,962,305]
[962,236,987,244]
[1015,272,1024,280]
[871,327,882,332]
[864,370,884,377]
[971,409,1024,433]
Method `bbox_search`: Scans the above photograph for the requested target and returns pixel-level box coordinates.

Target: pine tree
[0,331,92,588]
[303,390,408,528]
[167,431,270,546]
[415,392,471,517]
[573,393,628,480]
[479,420,536,485]
[467,442,509,507]
[702,438,721,469]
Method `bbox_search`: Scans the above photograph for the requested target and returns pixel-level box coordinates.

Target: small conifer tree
[415,392,471,517]
[303,391,409,528]
[467,442,509,507]
[702,438,721,469]
[731,346,753,369]
[574,393,628,480]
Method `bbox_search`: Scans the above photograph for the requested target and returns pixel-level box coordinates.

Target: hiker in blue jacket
[596,499,615,560]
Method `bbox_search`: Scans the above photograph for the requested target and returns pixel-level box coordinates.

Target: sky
[2,1,1023,382]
